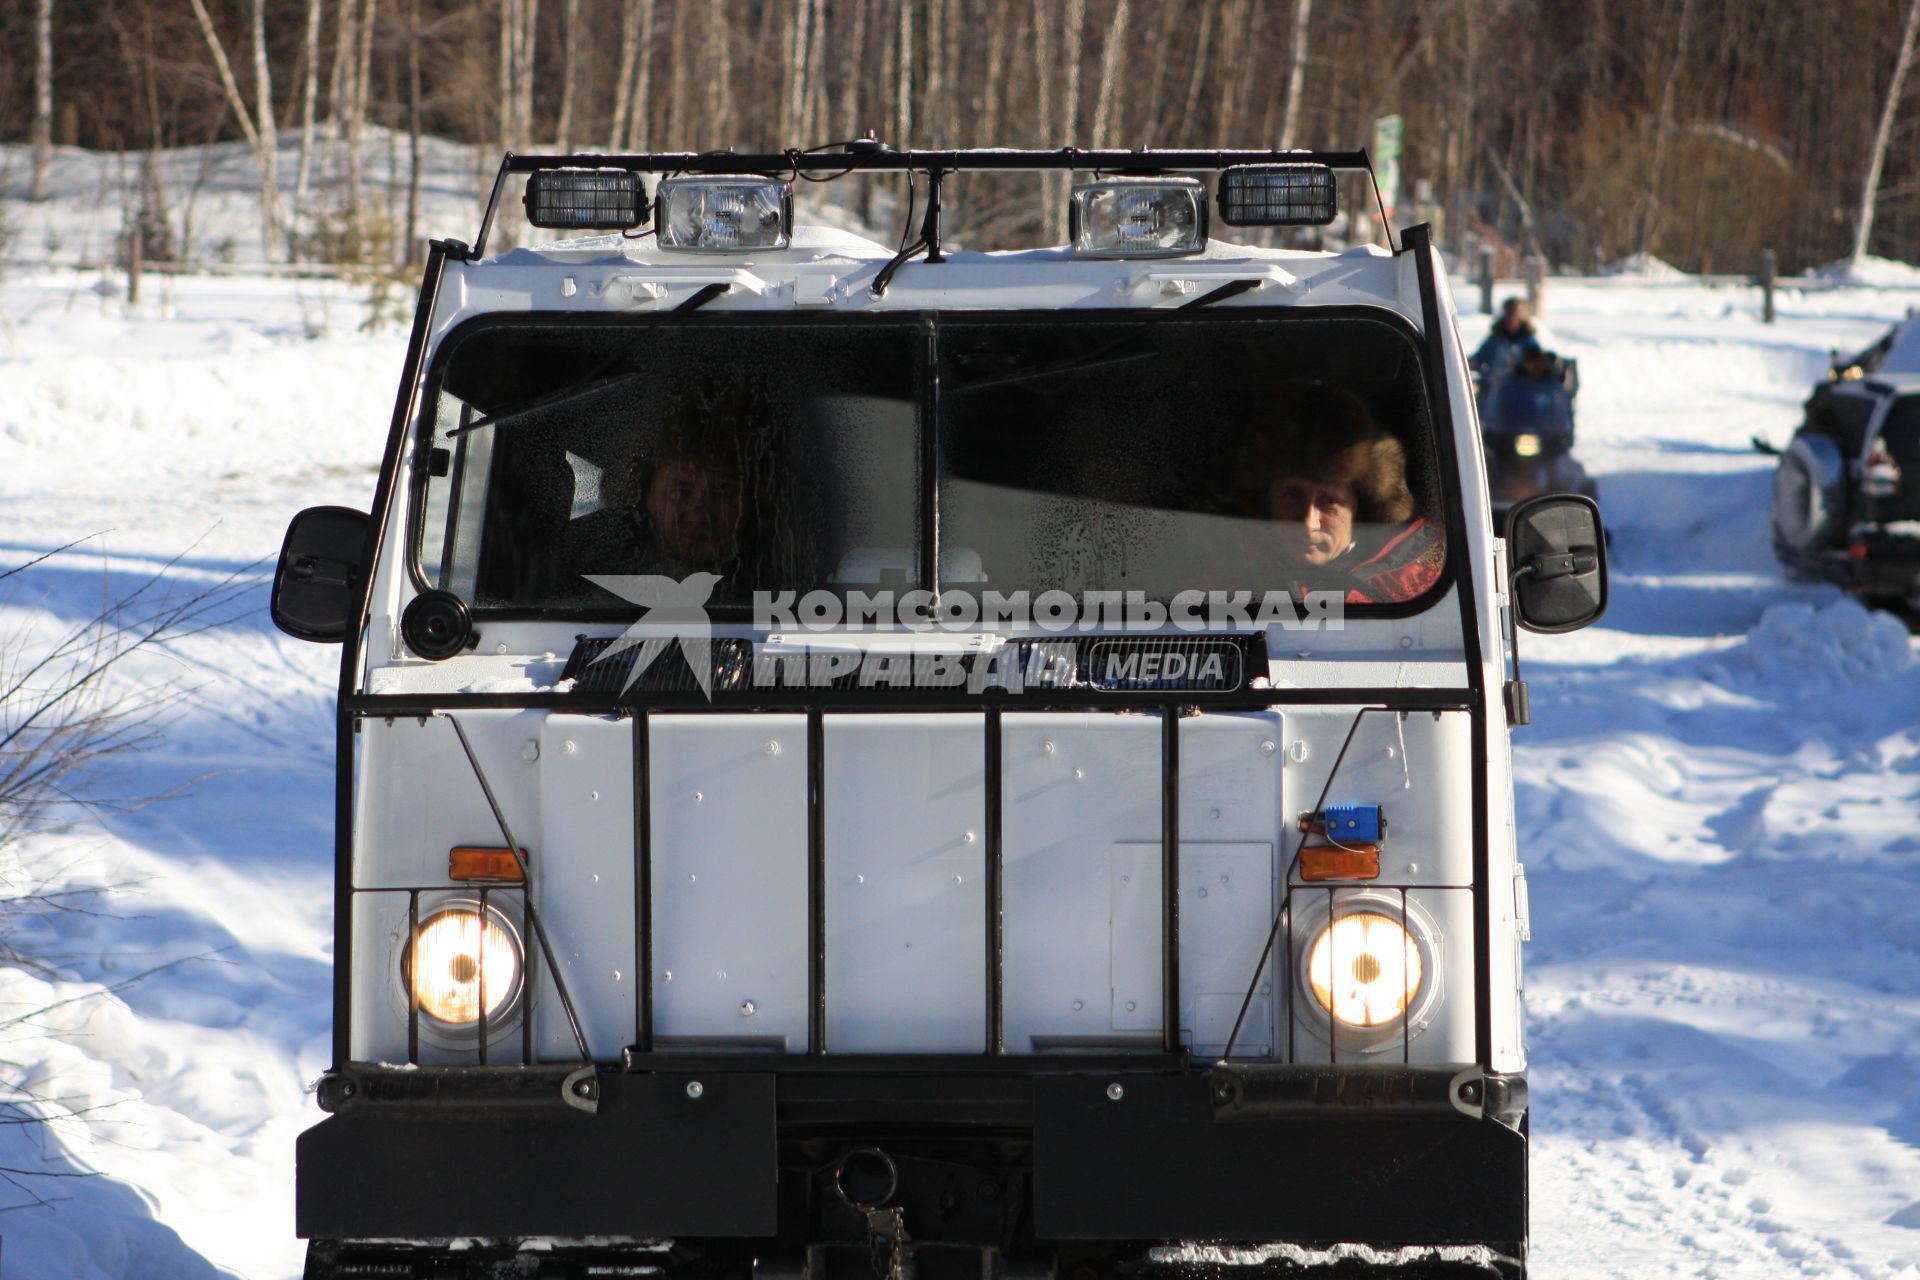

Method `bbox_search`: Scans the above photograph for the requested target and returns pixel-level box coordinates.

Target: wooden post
[1479,244,1495,314]
[1523,252,1546,316]
[1760,249,1777,324]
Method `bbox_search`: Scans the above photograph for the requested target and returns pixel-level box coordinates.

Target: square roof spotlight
[522,169,648,231]
[1218,164,1338,226]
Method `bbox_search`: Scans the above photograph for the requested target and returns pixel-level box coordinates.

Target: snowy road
[1,261,1918,1279]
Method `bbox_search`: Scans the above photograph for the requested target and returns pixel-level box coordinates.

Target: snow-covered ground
[4,156,1920,1277]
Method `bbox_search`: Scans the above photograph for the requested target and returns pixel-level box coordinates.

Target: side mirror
[1506,493,1607,633]
[271,506,373,643]
[1751,434,1780,456]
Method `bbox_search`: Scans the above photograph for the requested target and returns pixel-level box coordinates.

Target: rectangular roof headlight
[1069,177,1208,258]
[522,169,648,231]
[1218,163,1337,226]
[655,176,793,253]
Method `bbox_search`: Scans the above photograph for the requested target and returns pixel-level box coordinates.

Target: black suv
[1766,320,1920,608]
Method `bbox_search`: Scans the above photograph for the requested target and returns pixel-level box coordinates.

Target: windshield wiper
[946,277,1268,394]
[446,370,649,438]
[445,284,734,438]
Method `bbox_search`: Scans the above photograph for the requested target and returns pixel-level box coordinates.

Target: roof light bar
[1070,177,1208,259]
[522,168,648,231]
[1218,163,1338,227]
[655,176,793,253]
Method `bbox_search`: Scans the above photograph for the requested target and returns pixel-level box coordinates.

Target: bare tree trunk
[1636,0,1692,256]
[926,0,945,147]
[803,0,829,144]
[407,0,423,260]
[1853,0,1920,261]
[187,0,288,258]
[1180,6,1214,143]
[1140,2,1183,145]
[498,0,516,151]
[518,0,540,145]
[249,0,281,255]
[841,0,869,138]
[31,0,53,202]
[556,0,581,151]
[1279,0,1312,147]
[706,0,731,147]
[896,0,914,148]
[666,0,691,146]
[610,0,642,149]
[294,0,322,220]
[980,2,1006,143]
[349,0,376,218]
[328,0,354,120]
[1089,0,1132,148]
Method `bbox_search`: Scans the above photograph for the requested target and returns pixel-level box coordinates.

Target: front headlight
[405,905,522,1026]
[1305,910,1423,1028]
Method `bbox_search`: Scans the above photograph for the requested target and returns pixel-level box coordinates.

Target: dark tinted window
[419,318,921,613]
[936,313,1445,603]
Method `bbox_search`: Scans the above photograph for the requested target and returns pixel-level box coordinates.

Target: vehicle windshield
[415,311,1447,616]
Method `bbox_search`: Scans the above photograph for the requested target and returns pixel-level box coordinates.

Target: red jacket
[1287,518,1445,605]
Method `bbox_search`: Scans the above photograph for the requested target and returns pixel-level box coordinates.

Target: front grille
[562,635,755,696]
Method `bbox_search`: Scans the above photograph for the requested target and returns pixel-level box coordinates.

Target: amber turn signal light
[448,846,525,883]
[1299,844,1381,882]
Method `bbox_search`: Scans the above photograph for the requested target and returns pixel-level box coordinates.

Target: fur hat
[1238,386,1417,524]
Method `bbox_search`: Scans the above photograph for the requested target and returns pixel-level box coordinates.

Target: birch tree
[1089,0,1133,148]
[1280,0,1313,147]
[1852,0,1920,262]
[31,0,53,202]
[294,0,323,218]
[556,0,582,152]
[187,0,289,258]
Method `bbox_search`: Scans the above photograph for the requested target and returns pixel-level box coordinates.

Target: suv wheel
[1771,433,1847,556]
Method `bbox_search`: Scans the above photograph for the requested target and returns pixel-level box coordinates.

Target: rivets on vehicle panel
[687,1081,705,1099]
[1125,1001,1137,1012]
[1197,887,1208,898]
[1072,1000,1084,1011]
[1042,740,1056,755]
[740,1001,756,1017]
[963,831,976,844]
[1288,742,1309,764]
[522,741,540,762]
[563,739,577,755]
[952,875,964,886]
[1073,768,1086,781]
[590,790,600,801]
[1259,739,1277,756]
[693,790,704,803]
[766,740,783,756]
[1106,1083,1125,1102]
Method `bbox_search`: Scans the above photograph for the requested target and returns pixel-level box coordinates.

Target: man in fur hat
[1243,387,1445,605]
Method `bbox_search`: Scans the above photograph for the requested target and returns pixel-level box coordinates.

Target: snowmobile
[269,145,1608,1280]
[1479,351,1598,532]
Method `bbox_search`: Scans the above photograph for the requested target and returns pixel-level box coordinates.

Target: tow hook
[833,1148,910,1280]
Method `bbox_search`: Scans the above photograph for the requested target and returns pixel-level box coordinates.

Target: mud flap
[1031,1075,1525,1245]
[297,1072,777,1239]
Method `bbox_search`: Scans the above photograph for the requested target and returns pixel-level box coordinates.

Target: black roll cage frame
[467,146,1389,263]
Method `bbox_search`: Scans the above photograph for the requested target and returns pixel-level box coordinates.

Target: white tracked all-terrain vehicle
[272,145,1609,1280]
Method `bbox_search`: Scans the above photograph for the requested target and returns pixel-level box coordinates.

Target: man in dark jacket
[1470,297,1537,397]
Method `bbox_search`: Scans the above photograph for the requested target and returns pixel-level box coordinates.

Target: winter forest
[5,0,1920,274]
